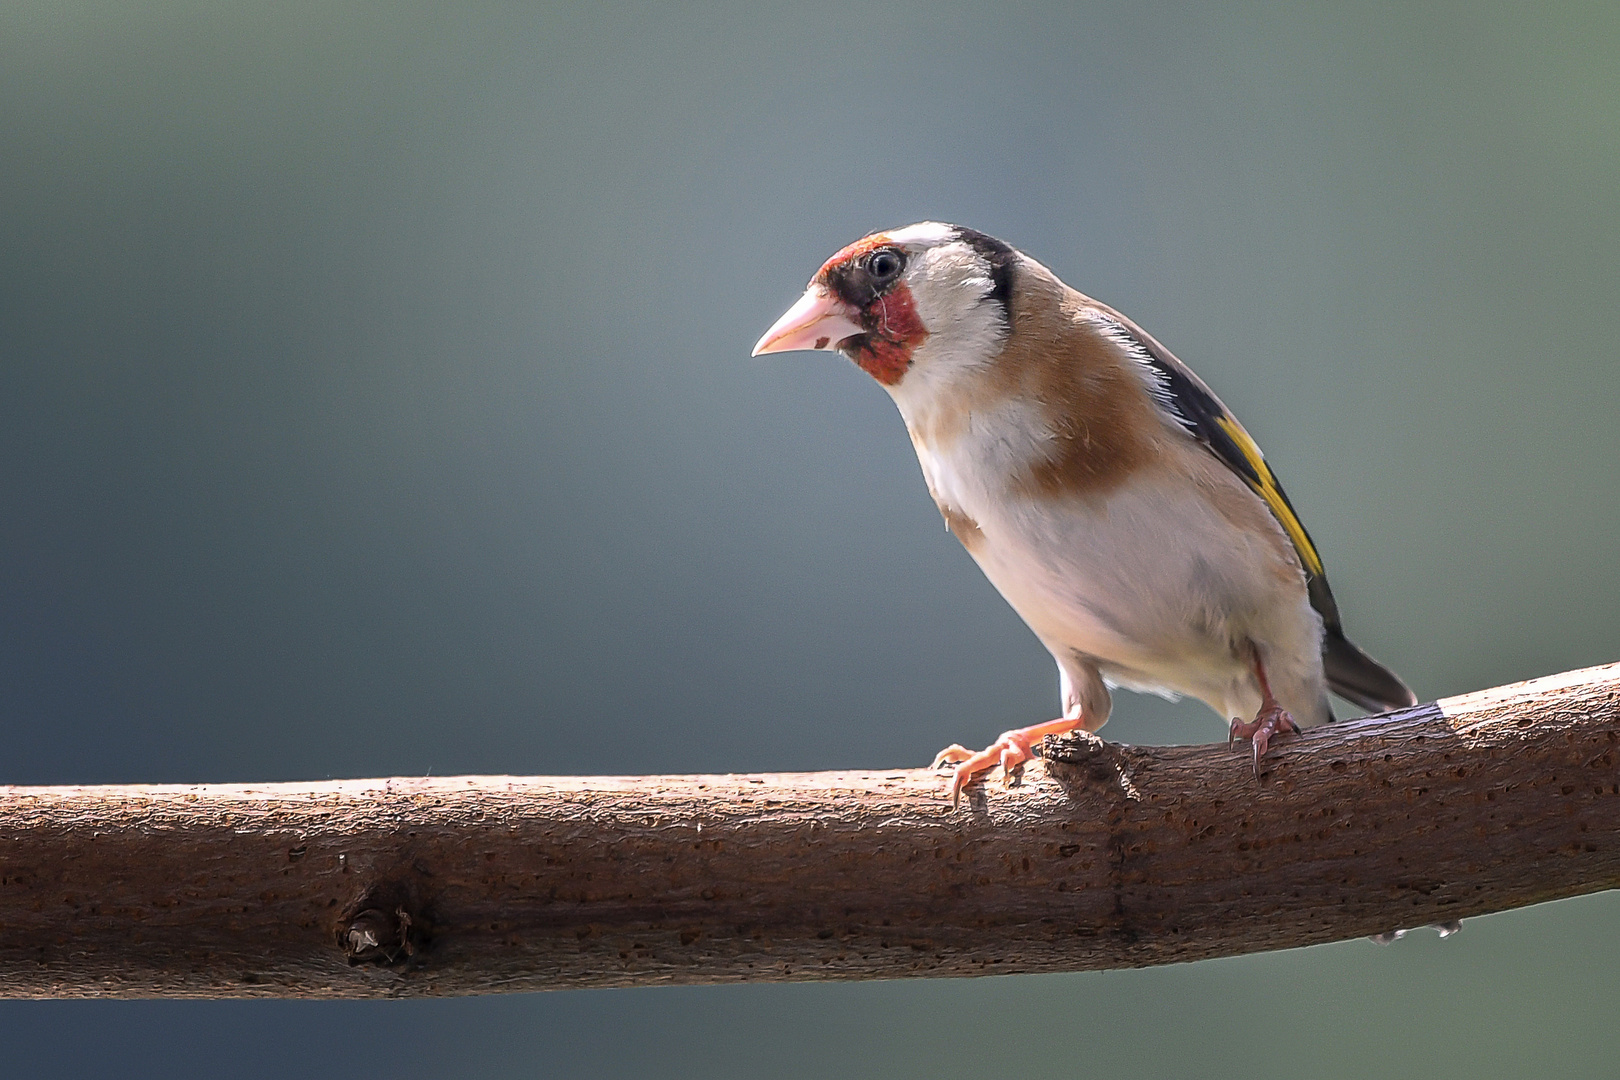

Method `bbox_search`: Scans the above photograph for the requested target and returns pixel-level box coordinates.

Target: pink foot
[932,717,1082,808]
[1228,705,1300,778]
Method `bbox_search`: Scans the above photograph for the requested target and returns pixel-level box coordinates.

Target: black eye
[866,248,904,283]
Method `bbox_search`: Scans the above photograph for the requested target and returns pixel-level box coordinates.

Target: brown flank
[992,262,1166,501]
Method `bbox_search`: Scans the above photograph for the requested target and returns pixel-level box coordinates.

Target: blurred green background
[2,0,1617,1076]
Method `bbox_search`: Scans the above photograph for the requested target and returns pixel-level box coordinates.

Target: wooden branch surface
[0,664,1616,998]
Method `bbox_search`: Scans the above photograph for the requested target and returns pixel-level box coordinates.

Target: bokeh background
[2,1,1618,1076]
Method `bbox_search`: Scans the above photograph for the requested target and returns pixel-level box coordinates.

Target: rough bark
[0,664,1616,998]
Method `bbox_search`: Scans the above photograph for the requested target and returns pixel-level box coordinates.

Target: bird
[753,222,1416,804]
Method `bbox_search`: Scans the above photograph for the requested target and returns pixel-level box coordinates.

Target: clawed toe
[931,717,1085,807]
[938,734,1025,808]
[1228,706,1300,778]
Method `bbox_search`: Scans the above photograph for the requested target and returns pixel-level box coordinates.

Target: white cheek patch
[903,242,1007,375]
[909,245,992,329]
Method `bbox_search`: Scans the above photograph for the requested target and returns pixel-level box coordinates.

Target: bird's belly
[962,479,1302,701]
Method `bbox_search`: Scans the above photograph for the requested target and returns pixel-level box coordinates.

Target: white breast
[900,402,1321,718]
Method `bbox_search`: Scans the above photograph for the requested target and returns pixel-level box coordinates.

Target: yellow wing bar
[1215,416,1325,578]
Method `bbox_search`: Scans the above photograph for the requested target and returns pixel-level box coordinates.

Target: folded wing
[1088,303,1418,714]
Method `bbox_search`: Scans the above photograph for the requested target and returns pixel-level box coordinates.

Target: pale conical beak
[751,287,865,356]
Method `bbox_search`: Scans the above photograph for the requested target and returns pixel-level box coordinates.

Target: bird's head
[752,222,1017,388]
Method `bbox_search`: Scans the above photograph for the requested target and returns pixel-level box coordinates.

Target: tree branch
[1,664,1616,998]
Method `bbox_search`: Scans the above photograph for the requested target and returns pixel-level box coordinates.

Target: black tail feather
[1322,630,1417,714]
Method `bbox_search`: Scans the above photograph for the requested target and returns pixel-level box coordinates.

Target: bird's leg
[1227,648,1300,778]
[931,716,1084,808]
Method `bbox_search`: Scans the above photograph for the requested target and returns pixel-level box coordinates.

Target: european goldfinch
[754,223,1416,804]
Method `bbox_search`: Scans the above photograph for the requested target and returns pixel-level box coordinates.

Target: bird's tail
[1322,629,1418,714]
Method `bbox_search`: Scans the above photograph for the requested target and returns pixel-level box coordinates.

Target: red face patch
[852,282,928,385]
[815,233,930,386]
